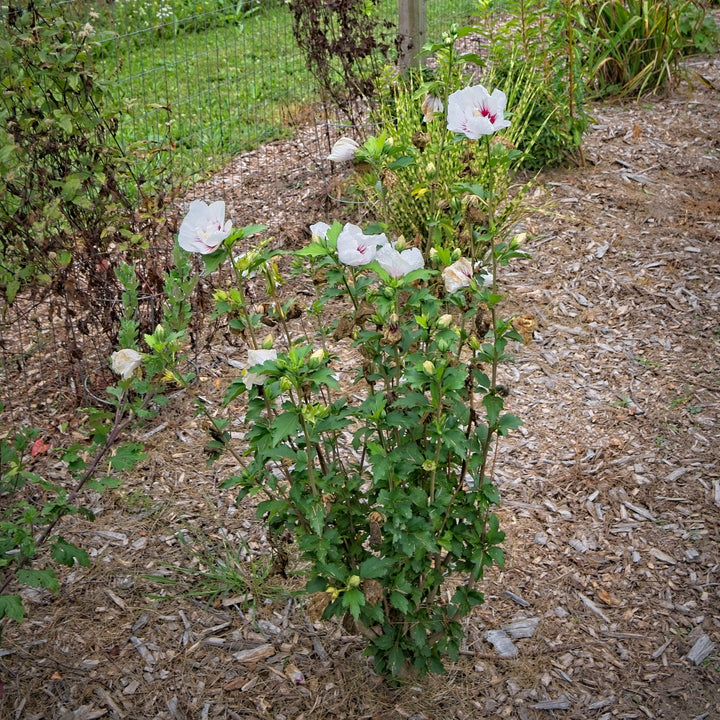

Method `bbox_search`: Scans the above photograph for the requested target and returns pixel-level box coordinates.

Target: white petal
[310,222,331,239]
[244,349,277,388]
[327,137,359,162]
[111,348,143,379]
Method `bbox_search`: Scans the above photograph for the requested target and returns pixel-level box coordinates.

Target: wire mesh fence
[0,0,479,424]
[94,0,478,185]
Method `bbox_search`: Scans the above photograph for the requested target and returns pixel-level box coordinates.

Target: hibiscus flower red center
[474,104,497,124]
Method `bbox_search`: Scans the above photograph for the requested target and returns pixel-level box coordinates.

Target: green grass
[89,0,478,184]
[95,4,316,183]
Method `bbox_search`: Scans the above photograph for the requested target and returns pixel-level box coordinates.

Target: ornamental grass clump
[167,81,530,676]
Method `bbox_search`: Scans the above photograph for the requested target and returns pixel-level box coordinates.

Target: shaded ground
[1,53,719,720]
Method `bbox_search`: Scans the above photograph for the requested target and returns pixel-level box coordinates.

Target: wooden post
[398,0,427,74]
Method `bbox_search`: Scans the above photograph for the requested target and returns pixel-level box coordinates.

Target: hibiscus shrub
[171,185,527,675]
[161,67,531,675]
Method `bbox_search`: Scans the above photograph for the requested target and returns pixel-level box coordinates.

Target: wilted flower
[178,200,232,254]
[327,137,359,162]
[382,313,402,345]
[447,85,511,139]
[442,257,474,292]
[375,243,424,278]
[421,94,443,123]
[111,348,143,379]
[337,223,387,267]
[244,348,277,388]
[77,22,95,39]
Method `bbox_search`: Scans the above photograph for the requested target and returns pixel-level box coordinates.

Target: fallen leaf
[512,313,537,345]
[31,437,51,456]
[596,588,623,607]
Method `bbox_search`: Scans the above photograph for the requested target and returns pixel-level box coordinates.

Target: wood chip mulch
[1,53,719,720]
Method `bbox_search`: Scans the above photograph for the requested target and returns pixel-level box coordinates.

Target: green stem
[229,253,259,350]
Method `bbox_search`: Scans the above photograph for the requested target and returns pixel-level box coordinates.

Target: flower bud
[468,334,481,351]
[394,236,406,252]
[383,286,394,299]
[261,334,274,350]
[279,376,293,392]
[437,338,450,352]
[348,575,361,589]
[437,313,453,329]
[423,360,435,376]
[425,161,436,178]
[308,348,325,368]
[511,232,527,248]
[450,248,462,262]
[429,247,440,264]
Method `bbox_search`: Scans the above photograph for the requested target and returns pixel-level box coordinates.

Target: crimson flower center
[474,105,497,124]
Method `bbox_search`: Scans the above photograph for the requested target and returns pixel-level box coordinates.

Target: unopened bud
[279,376,293,392]
[450,248,462,262]
[425,161,436,178]
[394,236,406,252]
[308,348,325,368]
[348,575,361,589]
[511,232,527,248]
[423,360,435,376]
[261,334,274,350]
[438,314,453,329]
[468,334,481,351]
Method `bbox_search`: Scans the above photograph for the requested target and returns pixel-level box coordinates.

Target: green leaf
[86,476,123,492]
[479,481,500,506]
[411,624,427,649]
[359,556,392,579]
[5,278,20,304]
[109,443,145,472]
[306,502,326,536]
[388,646,405,676]
[342,587,365,620]
[295,242,330,258]
[390,590,410,614]
[17,568,59,592]
[0,595,24,622]
[50,537,90,567]
[239,223,267,238]
[270,412,299,446]
[483,394,503,427]
[201,245,229,274]
[498,413,523,435]
[487,546,505,568]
